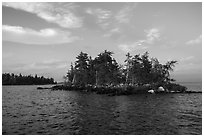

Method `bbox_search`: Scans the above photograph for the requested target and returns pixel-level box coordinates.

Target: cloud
[180,56,195,62]
[115,3,137,24]
[21,63,50,70]
[118,41,148,53]
[145,28,161,44]
[186,35,202,45]
[3,25,79,45]
[86,8,112,29]
[3,2,82,28]
[9,60,67,71]
[103,27,121,37]
[86,8,111,21]
[118,27,161,52]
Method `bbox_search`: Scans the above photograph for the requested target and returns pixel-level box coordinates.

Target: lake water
[2,85,202,135]
[178,82,202,91]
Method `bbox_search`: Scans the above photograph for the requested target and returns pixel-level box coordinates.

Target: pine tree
[74,52,90,86]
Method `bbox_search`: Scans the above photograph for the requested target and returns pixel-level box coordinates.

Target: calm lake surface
[178,82,202,91]
[2,85,202,135]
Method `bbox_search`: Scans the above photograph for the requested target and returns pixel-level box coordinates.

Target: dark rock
[37,87,51,90]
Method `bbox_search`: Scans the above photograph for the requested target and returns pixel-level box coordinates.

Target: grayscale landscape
[2,2,202,135]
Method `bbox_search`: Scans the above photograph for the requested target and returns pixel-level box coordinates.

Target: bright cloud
[86,8,111,21]
[86,8,112,29]
[186,35,202,45]
[115,3,137,24]
[118,27,161,52]
[118,41,148,53]
[3,25,79,45]
[145,28,161,44]
[3,2,82,28]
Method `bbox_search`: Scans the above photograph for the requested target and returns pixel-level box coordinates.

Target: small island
[51,50,192,95]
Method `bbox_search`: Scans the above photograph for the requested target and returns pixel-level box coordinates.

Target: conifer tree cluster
[65,50,177,87]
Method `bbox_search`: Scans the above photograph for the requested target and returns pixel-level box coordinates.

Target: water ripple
[2,86,202,135]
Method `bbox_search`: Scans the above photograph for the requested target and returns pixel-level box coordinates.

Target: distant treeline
[2,73,56,85]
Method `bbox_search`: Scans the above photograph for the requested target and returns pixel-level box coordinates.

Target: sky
[2,2,202,82]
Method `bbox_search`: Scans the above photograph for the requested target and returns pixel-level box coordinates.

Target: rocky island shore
[46,82,201,96]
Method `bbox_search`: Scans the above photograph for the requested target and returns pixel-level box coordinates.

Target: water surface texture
[2,85,202,135]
